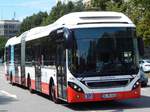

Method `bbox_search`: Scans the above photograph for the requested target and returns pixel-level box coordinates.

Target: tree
[106,1,127,12]
[73,0,85,12]
[42,2,66,25]
[20,11,48,33]
[91,0,110,10]
[126,0,150,46]
[43,1,84,25]
[0,37,8,59]
[136,12,150,46]
[0,37,7,50]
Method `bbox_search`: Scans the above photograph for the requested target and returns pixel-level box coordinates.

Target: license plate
[102,93,117,98]
[85,93,93,99]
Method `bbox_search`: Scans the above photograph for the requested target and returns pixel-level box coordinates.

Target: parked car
[139,59,150,72]
[139,69,148,87]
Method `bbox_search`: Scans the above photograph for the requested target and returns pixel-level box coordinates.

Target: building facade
[56,0,79,4]
[0,20,21,38]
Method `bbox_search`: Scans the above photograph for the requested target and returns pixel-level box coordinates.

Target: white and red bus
[4,11,143,103]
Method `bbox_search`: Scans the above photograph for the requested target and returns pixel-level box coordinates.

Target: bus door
[56,43,67,100]
[35,61,41,91]
[21,37,26,86]
[14,44,20,83]
[14,62,19,83]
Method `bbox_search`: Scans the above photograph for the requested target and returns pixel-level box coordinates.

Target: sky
[0,0,56,21]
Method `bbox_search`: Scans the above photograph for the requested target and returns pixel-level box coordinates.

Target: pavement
[1,65,150,112]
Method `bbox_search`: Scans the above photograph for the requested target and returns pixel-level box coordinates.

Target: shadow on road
[63,95,150,111]
[24,84,150,111]
[142,85,150,88]
[0,95,18,105]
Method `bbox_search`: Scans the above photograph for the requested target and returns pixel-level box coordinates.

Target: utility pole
[12,12,16,20]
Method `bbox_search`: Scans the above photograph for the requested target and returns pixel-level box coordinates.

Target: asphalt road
[1,65,150,112]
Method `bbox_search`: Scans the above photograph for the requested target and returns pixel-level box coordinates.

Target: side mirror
[137,37,144,56]
[63,28,73,49]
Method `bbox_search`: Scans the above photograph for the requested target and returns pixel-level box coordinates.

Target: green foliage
[20,11,48,33]
[21,1,84,31]
[0,37,7,59]
[106,1,126,12]
[42,1,84,25]
[42,2,66,25]
[91,0,110,10]
[126,0,150,46]
[20,0,150,46]
[0,36,7,51]
[90,0,150,46]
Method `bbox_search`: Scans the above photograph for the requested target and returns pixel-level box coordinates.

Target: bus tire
[10,73,14,85]
[28,77,34,93]
[27,75,30,89]
[50,82,60,104]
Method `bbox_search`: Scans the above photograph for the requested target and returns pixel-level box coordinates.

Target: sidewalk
[0,64,4,75]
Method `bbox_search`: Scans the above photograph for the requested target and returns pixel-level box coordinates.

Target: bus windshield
[68,27,139,77]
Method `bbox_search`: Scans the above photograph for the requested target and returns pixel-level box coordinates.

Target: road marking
[0,90,17,99]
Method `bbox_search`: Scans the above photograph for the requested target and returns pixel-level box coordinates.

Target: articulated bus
[4,12,144,103]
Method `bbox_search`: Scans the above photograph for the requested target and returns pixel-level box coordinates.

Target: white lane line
[0,90,17,99]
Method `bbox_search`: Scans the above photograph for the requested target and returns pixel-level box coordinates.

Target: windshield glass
[68,27,139,77]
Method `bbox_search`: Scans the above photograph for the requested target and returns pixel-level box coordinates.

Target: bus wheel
[10,74,14,85]
[50,82,60,104]
[28,78,34,93]
[27,75,30,89]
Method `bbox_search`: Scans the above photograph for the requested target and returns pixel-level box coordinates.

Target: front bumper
[67,86,141,103]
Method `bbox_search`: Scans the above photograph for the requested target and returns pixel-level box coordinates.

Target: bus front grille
[83,79,132,89]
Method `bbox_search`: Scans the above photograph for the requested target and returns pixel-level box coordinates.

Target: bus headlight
[132,80,140,90]
[68,82,84,93]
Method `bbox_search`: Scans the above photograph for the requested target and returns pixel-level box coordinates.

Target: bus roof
[25,11,135,41]
[55,11,134,26]
[6,11,135,45]
[5,36,20,47]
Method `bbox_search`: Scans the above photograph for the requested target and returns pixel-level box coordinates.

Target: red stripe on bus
[41,82,49,95]
[67,86,140,103]
[31,80,36,90]
[6,75,140,103]
[6,75,50,95]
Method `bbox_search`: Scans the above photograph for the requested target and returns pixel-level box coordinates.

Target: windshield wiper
[77,70,95,81]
